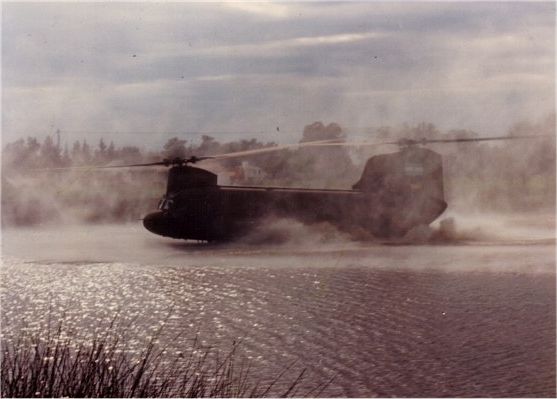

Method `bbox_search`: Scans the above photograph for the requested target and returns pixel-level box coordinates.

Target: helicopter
[101,134,541,242]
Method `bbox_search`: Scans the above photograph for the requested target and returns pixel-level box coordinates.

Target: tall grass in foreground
[1,320,327,398]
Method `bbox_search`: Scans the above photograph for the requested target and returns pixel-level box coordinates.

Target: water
[1,217,555,397]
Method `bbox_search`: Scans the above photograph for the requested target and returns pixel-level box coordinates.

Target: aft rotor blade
[281,134,552,148]
[419,134,551,145]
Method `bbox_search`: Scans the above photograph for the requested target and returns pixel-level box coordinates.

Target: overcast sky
[2,1,555,148]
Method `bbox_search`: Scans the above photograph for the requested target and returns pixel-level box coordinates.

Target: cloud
[222,1,294,18]
[2,2,554,147]
[188,31,385,57]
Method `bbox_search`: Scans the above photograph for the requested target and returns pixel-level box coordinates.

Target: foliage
[1,319,323,398]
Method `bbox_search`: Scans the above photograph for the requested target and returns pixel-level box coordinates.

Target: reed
[1,318,325,398]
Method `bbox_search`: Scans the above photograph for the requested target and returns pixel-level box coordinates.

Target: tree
[198,135,220,155]
[95,138,108,162]
[82,140,91,163]
[71,140,81,160]
[163,137,187,159]
[107,141,115,161]
[62,143,71,166]
[41,135,62,166]
[118,146,142,163]
[300,122,345,143]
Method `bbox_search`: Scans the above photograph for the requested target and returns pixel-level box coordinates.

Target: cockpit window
[157,197,174,211]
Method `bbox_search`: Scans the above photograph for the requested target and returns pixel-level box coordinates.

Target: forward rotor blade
[96,161,170,168]
[209,139,347,160]
[29,165,98,171]
[292,140,395,147]
[95,156,216,168]
[31,160,170,171]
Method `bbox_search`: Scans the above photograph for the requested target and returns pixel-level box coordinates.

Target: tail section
[354,147,447,236]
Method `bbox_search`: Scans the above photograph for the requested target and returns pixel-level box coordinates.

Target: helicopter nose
[143,211,171,237]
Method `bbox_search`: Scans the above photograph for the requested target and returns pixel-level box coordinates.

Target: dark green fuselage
[143,147,447,241]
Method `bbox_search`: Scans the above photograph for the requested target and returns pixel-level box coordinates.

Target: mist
[2,115,554,248]
[2,2,554,238]
[2,1,555,243]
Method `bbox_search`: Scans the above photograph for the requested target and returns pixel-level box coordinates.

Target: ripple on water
[1,247,555,397]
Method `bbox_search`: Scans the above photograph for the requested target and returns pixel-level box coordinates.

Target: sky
[2,1,555,149]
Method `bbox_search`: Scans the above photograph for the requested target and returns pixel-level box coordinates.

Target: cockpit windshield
[157,196,174,211]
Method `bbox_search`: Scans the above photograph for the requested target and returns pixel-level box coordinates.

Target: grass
[1,316,330,398]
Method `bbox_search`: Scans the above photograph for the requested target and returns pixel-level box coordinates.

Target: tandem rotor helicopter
[97,134,542,242]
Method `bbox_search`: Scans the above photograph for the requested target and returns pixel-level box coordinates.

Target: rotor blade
[418,134,551,145]
[30,160,170,171]
[292,140,396,147]
[209,139,347,160]
[29,165,97,171]
[276,134,552,148]
[96,161,170,168]
[98,156,216,167]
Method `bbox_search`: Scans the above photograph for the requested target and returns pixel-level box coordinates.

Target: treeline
[1,122,347,174]
[1,117,555,227]
[1,122,350,226]
[3,136,138,169]
[1,134,278,170]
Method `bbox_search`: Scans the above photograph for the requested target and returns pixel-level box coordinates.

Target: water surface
[1,221,555,397]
